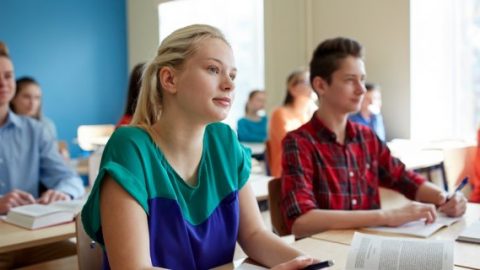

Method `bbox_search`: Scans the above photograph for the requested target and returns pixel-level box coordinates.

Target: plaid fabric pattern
[280,115,426,231]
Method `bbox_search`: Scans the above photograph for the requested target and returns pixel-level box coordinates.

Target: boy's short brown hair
[309,37,363,84]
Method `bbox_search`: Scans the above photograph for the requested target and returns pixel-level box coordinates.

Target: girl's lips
[213,97,231,106]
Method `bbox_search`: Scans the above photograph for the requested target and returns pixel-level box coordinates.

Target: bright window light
[411,0,480,142]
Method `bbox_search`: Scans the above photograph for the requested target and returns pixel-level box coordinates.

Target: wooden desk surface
[387,140,445,170]
[215,238,471,269]
[311,203,480,269]
[0,220,75,254]
[399,149,444,170]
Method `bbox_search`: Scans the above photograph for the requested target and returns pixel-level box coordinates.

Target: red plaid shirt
[280,115,426,231]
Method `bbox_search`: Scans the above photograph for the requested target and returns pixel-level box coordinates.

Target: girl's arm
[237,182,315,269]
[100,175,166,270]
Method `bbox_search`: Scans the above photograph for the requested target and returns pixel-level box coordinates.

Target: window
[411,0,480,142]
[158,0,264,129]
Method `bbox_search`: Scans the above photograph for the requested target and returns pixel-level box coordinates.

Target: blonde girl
[82,25,318,269]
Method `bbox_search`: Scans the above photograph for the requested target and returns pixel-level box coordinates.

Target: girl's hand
[271,256,317,270]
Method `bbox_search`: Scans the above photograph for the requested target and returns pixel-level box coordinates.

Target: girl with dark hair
[116,63,145,127]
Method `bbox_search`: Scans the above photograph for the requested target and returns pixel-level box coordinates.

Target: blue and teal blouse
[81,123,251,270]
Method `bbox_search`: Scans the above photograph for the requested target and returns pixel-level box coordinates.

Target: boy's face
[315,56,366,114]
[0,57,15,107]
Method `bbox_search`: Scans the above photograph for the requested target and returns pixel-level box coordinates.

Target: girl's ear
[312,76,326,97]
[158,66,177,94]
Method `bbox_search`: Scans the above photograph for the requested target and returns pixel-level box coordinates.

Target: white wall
[263,0,309,112]
[127,0,160,70]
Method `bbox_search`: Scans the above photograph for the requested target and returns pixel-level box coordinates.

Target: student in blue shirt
[237,89,267,142]
[82,24,320,269]
[349,82,386,141]
[0,47,84,215]
[0,43,84,268]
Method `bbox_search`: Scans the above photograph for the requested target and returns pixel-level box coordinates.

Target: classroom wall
[0,0,128,157]
[263,0,310,113]
[264,0,411,140]
[128,0,412,140]
[127,0,160,70]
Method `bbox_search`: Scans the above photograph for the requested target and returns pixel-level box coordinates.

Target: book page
[9,204,64,217]
[51,199,86,215]
[346,232,453,270]
[364,215,462,238]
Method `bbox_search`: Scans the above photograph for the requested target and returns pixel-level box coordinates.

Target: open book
[346,232,453,270]
[5,200,85,230]
[363,215,462,238]
[457,220,480,244]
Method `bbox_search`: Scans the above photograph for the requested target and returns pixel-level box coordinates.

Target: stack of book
[5,200,85,229]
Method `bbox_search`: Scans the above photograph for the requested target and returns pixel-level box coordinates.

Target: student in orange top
[471,128,480,202]
[267,68,316,177]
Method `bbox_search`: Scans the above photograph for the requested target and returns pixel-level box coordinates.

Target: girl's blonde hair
[131,24,229,126]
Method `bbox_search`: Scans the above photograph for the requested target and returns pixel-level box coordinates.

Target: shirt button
[352,198,357,205]
[0,181,5,187]
[366,164,370,169]
[349,171,354,177]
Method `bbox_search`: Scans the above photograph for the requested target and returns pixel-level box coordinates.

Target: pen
[446,176,469,201]
[302,260,335,270]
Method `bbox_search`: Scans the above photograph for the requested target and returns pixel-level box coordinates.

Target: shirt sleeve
[377,138,426,200]
[280,132,318,232]
[38,126,84,199]
[81,128,149,245]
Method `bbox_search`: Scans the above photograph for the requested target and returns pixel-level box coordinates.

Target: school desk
[0,219,75,254]
[310,202,480,270]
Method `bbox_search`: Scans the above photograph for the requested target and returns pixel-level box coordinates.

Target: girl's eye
[229,73,236,81]
[207,66,220,74]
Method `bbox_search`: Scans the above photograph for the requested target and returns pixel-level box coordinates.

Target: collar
[310,113,358,143]
[3,110,22,128]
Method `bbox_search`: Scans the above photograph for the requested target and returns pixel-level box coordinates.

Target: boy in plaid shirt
[281,37,467,238]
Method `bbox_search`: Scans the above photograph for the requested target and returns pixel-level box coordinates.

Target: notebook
[364,215,462,238]
[4,200,85,230]
[457,220,480,244]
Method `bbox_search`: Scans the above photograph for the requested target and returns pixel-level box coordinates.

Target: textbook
[5,200,84,229]
[346,232,453,270]
[363,215,462,238]
[457,220,480,244]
